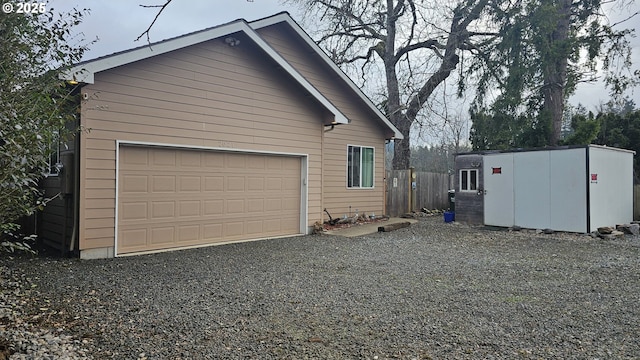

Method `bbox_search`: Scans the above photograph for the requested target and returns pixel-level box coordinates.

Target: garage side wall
[256,25,388,220]
[78,37,325,255]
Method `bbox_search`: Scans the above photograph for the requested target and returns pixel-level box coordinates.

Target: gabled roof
[63,12,403,138]
[250,13,403,140]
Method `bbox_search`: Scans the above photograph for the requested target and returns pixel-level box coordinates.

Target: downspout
[321,122,325,225]
[69,96,81,254]
[322,121,338,223]
[323,124,335,132]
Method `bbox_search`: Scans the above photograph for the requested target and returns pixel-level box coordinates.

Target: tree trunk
[543,0,571,146]
[385,0,411,170]
[392,120,411,169]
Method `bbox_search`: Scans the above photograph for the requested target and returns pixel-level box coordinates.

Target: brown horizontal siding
[38,177,67,246]
[78,38,324,251]
[85,169,115,181]
[85,138,116,151]
[85,208,115,219]
[84,179,115,190]
[86,117,321,146]
[91,80,315,121]
[84,148,115,160]
[257,25,388,221]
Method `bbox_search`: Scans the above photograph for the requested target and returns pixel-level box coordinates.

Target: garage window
[460,169,478,192]
[347,145,374,188]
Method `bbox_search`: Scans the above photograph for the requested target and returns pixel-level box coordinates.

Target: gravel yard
[2,217,640,359]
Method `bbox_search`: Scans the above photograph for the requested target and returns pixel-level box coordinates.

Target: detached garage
[43,13,402,258]
[454,145,635,233]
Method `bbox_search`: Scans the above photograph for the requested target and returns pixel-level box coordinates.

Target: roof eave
[250,13,402,139]
[60,18,349,125]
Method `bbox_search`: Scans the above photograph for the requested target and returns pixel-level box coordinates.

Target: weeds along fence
[386,169,452,217]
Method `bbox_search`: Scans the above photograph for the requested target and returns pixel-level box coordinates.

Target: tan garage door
[117,146,302,255]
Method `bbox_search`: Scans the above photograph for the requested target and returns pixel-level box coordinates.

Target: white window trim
[459,169,478,192]
[46,131,61,177]
[346,144,375,189]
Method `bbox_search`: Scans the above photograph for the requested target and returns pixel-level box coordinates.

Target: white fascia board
[62,21,247,84]
[240,24,348,125]
[250,13,404,140]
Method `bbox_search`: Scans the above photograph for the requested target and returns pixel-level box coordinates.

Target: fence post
[410,167,416,213]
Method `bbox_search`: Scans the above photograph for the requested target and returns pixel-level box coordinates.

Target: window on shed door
[347,145,374,188]
[460,169,478,191]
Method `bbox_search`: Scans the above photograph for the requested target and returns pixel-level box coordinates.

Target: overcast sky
[50,0,639,113]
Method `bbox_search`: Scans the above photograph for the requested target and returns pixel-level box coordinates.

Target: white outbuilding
[454,145,635,233]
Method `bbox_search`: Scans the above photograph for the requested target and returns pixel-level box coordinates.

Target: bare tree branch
[136,0,173,43]
[314,0,386,40]
[137,0,255,43]
[394,39,444,63]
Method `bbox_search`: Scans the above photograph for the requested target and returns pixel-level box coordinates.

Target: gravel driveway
[2,217,640,359]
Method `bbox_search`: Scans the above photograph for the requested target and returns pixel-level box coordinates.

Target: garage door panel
[204,176,224,191]
[122,175,148,193]
[281,217,299,231]
[283,198,299,210]
[267,157,283,170]
[150,227,175,245]
[122,147,149,167]
[179,176,202,192]
[284,178,300,190]
[248,157,265,169]
[203,223,221,238]
[247,220,264,234]
[226,199,245,213]
[247,199,264,212]
[178,200,201,217]
[118,147,302,254]
[227,155,246,168]
[247,177,264,190]
[178,225,200,242]
[151,148,177,167]
[264,219,282,232]
[151,201,176,219]
[204,200,224,215]
[265,198,282,211]
[120,228,148,247]
[225,222,244,236]
[121,202,148,221]
[227,177,246,191]
[266,178,282,190]
[152,175,176,192]
[179,151,201,167]
[204,153,224,167]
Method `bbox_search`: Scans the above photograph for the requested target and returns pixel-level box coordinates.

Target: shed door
[117,146,302,255]
[483,153,514,227]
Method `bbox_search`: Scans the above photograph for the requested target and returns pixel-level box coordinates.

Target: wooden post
[378,221,412,232]
[409,167,416,213]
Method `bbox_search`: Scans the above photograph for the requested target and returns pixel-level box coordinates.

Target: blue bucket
[444,211,455,223]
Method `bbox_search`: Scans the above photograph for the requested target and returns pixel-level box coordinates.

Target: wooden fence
[386,169,451,217]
